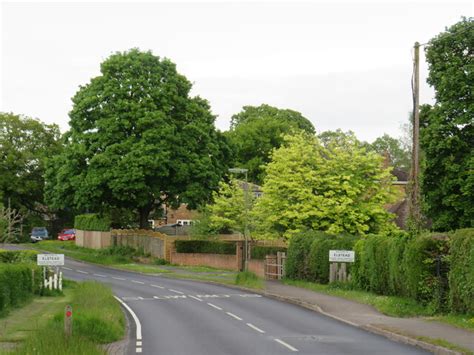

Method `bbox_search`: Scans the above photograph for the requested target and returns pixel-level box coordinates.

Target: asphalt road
[55,257,430,355]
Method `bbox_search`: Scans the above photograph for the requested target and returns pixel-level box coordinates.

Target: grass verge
[7,281,124,355]
[235,271,264,289]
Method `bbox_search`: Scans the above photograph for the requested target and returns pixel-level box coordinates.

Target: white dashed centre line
[246,323,265,333]
[169,289,184,294]
[93,274,107,277]
[76,270,88,274]
[132,280,145,284]
[226,312,242,321]
[207,303,222,311]
[274,338,298,352]
[113,277,126,280]
[62,267,72,270]
[188,295,203,302]
[150,284,164,289]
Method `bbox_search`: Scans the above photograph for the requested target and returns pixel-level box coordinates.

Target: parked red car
[58,228,76,241]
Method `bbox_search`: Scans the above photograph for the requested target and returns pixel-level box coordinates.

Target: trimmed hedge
[74,214,110,232]
[0,264,41,316]
[0,250,39,264]
[175,240,236,255]
[449,228,474,313]
[250,246,287,260]
[286,231,358,282]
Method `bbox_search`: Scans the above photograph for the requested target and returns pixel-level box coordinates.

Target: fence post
[64,305,73,337]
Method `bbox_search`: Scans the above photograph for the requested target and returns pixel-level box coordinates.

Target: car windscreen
[63,229,75,234]
[32,229,47,236]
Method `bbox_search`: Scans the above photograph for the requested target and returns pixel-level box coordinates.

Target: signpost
[329,250,355,283]
[37,254,64,290]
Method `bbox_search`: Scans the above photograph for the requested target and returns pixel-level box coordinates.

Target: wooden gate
[264,252,286,280]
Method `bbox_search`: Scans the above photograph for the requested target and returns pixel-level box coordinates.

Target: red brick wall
[248,259,265,278]
[166,204,198,224]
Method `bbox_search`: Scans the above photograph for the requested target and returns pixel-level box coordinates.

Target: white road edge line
[226,312,242,321]
[168,289,184,294]
[207,303,222,310]
[113,277,126,280]
[274,338,298,352]
[150,284,164,289]
[132,280,145,284]
[188,295,203,302]
[93,274,107,277]
[76,270,88,274]
[114,296,142,352]
[246,323,265,333]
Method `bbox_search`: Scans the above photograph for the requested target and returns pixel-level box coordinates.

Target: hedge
[74,214,110,232]
[250,246,287,260]
[0,250,39,264]
[448,228,474,313]
[286,231,317,280]
[175,240,236,255]
[0,264,41,316]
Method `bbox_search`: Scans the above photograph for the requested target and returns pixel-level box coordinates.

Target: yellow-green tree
[253,132,397,240]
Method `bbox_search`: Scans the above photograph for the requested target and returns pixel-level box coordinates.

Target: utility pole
[408,42,422,228]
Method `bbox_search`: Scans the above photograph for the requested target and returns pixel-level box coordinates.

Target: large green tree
[368,133,410,172]
[46,49,232,228]
[226,104,315,184]
[420,18,473,231]
[0,113,61,215]
[253,132,397,240]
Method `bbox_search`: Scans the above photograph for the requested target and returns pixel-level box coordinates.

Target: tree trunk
[138,204,153,229]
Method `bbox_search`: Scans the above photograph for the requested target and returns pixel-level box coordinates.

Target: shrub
[448,228,474,313]
[250,246,287,260]
[74,213,110,231]
[0,250,39,263]
[402,233,450,312]
[286,231,318,280]
[235,271,263,289]
[175,240,236,255]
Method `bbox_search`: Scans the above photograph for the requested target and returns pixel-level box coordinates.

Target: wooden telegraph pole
[408,42,422,227]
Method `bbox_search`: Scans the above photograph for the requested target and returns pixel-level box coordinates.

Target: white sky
[1,1,472,142]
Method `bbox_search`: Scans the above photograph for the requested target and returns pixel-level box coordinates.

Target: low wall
[171,252,239,271]
[75,230,111,249]
[247,259,265,278]
[111,230,165,259]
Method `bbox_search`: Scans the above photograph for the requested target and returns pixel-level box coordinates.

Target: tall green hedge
[250,246,287,260]
[448,228,474,313]
[286,231,317,280]
[0,250,39,264]
[0,264,41,316]
[175,240,236,255]
[74,214,110,232]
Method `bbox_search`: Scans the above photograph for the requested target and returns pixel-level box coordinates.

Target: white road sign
[37,254,64,266]
[329,250,355,263]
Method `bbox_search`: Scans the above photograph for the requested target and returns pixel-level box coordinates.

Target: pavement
[263,281,474,354]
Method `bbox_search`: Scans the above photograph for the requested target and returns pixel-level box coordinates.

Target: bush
[307,233,358,284]
[286,231,318,280]
[402,233,450,312]
[235,271,263,289]
[74,213,110,231]
[175,240,236,255]
[0,250,39,263]
[250,246,287,260]
[448,228,474,313]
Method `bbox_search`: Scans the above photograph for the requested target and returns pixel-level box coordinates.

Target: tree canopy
[420,18,473,231]
[368,133,410,172]
[45,49,232,228]
[253,132,397,240]
[225,104,315,184]
[0,112,61,215]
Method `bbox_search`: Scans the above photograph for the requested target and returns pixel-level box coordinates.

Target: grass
[429,314,474,332]
[5,281,124,355]
[235,271,264,289]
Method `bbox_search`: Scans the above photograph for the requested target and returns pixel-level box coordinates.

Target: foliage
[207,179,255,235]
[0,204,25,243]
[368,133,410,172]
[250,246,287,260]
[448,228,474,313]
[188,210,220,239]
[45,49,232,228]
[253,132,397,240]
[285,231,317,280]
[420,18,474,231]
[174,240,236,254]
[0,249,38,263]
[74,213,110,231]
[0,264,41,317]
[0,113,61,219]
[226,104,315,184]
[235,271,263,289]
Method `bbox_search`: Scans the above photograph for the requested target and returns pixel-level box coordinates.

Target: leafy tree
[369,133,410,172]
[46,49,232,228]
[420,18,474,231]
[253,132,397,240]
[226,104,315,184]
[0,113,61,216]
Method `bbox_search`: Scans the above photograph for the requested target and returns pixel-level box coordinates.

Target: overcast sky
[1,1,472,142]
